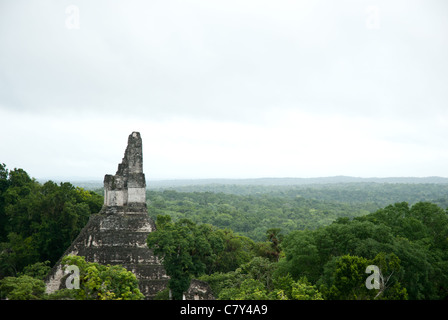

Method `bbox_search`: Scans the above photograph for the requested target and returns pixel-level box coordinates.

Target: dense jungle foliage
[1,163,448,300]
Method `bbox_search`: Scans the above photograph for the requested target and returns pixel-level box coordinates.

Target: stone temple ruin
[46,132,169,299]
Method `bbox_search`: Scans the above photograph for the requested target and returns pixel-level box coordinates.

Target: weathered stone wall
[184,279,215,300]
[104,131,146,207]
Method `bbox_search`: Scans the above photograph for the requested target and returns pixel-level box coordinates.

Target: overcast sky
[1,0,448,181]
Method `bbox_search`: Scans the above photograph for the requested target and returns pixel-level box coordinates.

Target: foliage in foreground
[147,215,264,299]
[280,202,448,299]
[0,255,144,300]
[149,202,448,300]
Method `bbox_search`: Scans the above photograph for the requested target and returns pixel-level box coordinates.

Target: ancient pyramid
[46,132,168,299]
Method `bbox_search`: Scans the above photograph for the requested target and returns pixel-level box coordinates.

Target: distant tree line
[150,182,448,207]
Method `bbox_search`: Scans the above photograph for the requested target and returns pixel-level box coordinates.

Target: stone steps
[79,230,150,248]
[72,246,163,265]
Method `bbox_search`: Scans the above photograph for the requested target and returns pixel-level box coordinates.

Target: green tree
[0,232,39,277]
[219,278,269,300]
[319,252,407,300]
[199,271,247,299]
[240,257,276,292]
[0,275,46,300]
[268,274,323,300]
[279,230,321,282]
[369,252,407,300]
[19,260,51,281]
[0,163,10,242]
[211,228,256,273]
[147,215,223,299]
[264,228,283,262]
[0,165,103,277]
[320,254,373,300]
[290,277,323,300]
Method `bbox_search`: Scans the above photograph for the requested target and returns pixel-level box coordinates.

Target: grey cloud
[1,0,447,123]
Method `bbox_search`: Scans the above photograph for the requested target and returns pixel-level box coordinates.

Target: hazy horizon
[35,174,448,184]
[2,0,448,180]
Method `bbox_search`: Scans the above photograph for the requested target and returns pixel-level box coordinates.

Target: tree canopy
[1,163,448,300]
[0,164,103,278]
